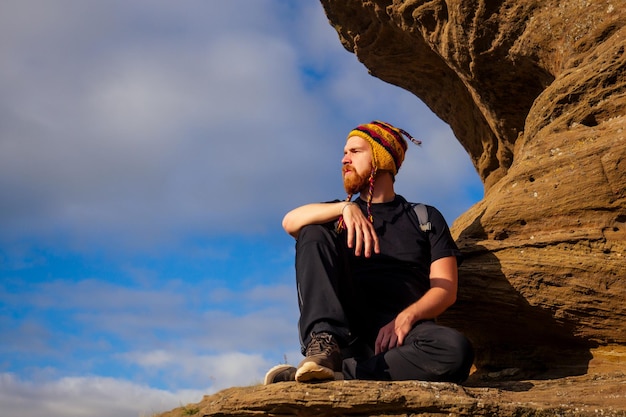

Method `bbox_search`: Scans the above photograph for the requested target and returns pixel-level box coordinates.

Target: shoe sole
[264,364,296,385]
[295,361,337,382]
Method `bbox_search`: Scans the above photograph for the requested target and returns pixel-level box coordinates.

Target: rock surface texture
[319,0,626,375]
[158,375,626,417]
[158,1,626,416]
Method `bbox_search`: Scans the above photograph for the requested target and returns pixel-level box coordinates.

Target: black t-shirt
[340,195,462,328]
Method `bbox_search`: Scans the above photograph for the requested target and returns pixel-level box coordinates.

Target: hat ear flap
[365,166,377,223]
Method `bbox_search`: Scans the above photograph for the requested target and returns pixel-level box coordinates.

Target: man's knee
[396,323,474,383]
[442,330,474,383]
[426,325,474,383]
[298,224,331,242]
[297,224,343,252]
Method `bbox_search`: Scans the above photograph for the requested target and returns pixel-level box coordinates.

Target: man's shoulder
[400,199,450,229]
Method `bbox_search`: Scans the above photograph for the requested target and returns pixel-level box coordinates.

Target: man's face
[342,136,373,195]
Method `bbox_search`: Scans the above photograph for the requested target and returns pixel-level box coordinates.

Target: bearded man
[265,121,474,384]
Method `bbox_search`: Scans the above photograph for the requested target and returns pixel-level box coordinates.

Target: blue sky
[0,1,483,416]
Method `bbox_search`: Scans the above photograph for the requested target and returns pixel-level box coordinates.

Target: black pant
[295,224,474,383]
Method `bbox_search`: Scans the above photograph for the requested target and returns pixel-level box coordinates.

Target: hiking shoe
[264,364,297,384]
[296,332,342,382]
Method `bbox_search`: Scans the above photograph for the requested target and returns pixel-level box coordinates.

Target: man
[265,121,474,384]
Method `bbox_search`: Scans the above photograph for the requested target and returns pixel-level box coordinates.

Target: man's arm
[282,201,380,257]
[375,256,458,354]
[282,202,349,238]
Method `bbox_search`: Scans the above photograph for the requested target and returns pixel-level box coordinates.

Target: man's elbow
[444,282,458,306]
[433,282,457,310]
[446,291,457,308]
[281,215,300,238]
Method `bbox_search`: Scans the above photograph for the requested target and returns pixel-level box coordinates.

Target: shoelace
[306,333,336,356]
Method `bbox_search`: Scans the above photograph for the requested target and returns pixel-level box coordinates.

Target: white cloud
[0,343,305,417]
[0,0,481,252]
[0,1,310,248]
[1,276,301,377]
[120,349,294,391]
[0,373,206,417]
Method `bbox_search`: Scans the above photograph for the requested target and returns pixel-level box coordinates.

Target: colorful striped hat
[347,120,421,176]
[336,121,422,231]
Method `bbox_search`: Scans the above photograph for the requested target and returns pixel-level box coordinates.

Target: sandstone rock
[320,0,626,374]
[157,373,626,417]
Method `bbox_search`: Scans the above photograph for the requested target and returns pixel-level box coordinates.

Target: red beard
[342,165,370,195]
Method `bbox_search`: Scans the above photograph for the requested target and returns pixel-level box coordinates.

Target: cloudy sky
[0,1,483,416]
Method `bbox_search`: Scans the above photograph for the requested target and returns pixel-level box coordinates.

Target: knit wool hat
[336,121,421,232]
[347,120,421,176]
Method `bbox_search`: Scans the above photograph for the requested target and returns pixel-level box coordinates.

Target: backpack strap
[411,203,432,233]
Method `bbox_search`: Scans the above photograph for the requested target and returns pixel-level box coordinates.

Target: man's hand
[342,203,380,257]
[374,311,414,355]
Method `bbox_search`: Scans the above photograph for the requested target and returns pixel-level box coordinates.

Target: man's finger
[388,333,398,350]
[346,223,355,249]
[363,230,373,257]
[353,226,363,256]
[375,333,382,355]
[373,232,381,254]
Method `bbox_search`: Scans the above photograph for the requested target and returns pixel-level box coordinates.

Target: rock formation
[157,374,626,417]
[319,0,626,374]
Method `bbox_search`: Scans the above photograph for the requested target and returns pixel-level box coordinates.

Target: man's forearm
[404,256,459,323]
[402,286,456,325]
[282,202,351,238]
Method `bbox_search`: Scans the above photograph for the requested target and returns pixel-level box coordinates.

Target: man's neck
[357,173,396,203]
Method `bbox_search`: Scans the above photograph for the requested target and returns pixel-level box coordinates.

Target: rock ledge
[158,372,626,417]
